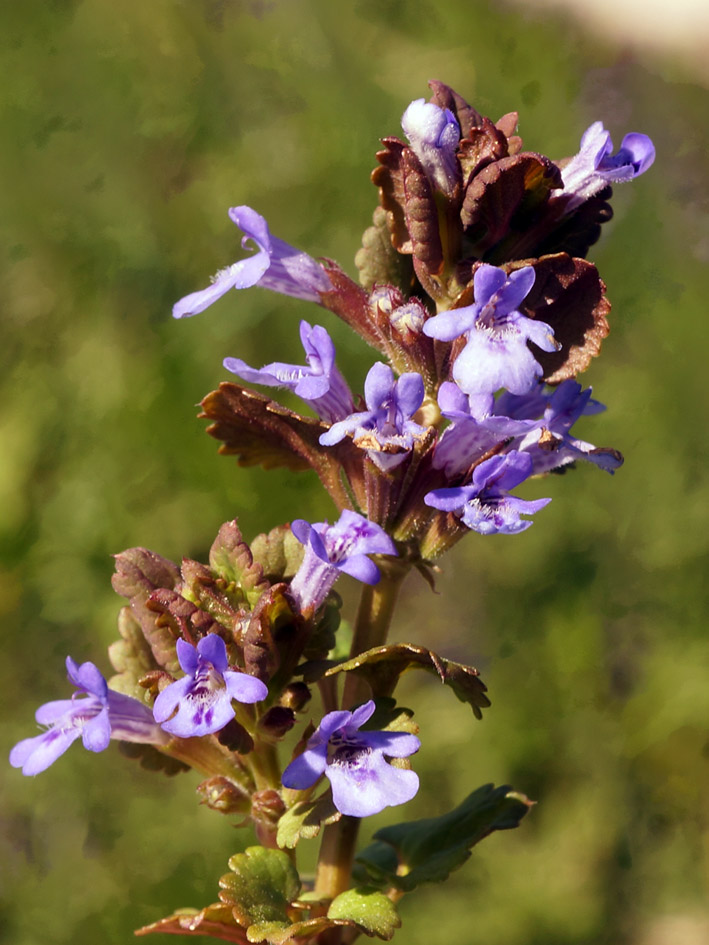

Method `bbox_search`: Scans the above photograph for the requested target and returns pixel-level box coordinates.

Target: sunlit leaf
[355,783,533,891]
[323,643,490,718]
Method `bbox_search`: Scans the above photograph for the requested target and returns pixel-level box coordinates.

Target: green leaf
[276,794,341,850]
[355,205,414,294]
[218,847,301,931]
[209,520,270,609]
[324,643,491,718]
[327,887,401,940]
[108,605,159,699]
[250,524,304,583]
[246,917,346,944]
[355,784,533,891]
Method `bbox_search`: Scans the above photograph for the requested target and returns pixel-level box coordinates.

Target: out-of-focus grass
[1,2,707,944]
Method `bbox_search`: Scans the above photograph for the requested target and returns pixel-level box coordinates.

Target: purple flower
[401,98,461,195]
[433,381,538,478]
[512,379,623,475]
[289,510,398,616]
[223,320,354,423]
[319,362,427,471]
[153,634,268,738]
[560,121,656,211]
[9,658,167,776]
[425,450,551,535]
[172,206,331,319]
[423,265,557,397]
[282,700,420,817]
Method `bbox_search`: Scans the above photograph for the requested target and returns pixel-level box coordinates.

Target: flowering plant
[10,82,653,944]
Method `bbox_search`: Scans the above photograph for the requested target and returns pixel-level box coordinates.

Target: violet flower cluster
[10,82,654,945]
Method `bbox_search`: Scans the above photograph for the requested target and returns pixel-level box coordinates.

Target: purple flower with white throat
[433,381,538,478]
[512,379,623,475]
[559,121,655,212]
[289,510,397,616]
[223,320,354,423]
[282,700,419,817]
[153,634,268,738]
[172,206,331,319]
[423,265,557,398]
[9,658,167,776]
[319,362,427,471]
[401,98,461,195]
[425,450,551,535]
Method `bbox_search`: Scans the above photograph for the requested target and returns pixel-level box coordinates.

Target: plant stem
[313,559,411,944]
[314,814,360,901]
[342,557,410,709]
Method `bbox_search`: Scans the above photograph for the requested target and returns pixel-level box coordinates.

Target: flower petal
[326,750,419,817]
[282,744,329,789]
[225,671,268,704]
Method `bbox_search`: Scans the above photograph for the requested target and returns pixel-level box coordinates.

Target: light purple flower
[319,362,427,471]
[153,634,267,738]
[172,206,331,319]
[560,121,655,211]
[425,450,551,535]
[433,381,538,478]
[423,265,557,398]
[282,700,420,817]
[512,379,623,475]
[223,320,353,423]
[289,510,398,616]
[9,658,167,776]
[401,98,461,195]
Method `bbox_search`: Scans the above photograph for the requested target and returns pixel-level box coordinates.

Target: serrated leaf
[509,253,611,383]
[276,794,341,849]
[135,902,248,941]
[250,525,304,583]
[146,587,223,664]
[243,584,298,680]
[461,152,563,254]
[327,887,401,940]
[457,117,511,186]
[201,382,360,510]
[108,605,158,699]
[209,520,269,609]
[181,557,246,628]
[111,548,182,673]
[219,847,301,930]
[355,784,533,891]
[323,643,490,719]
[118,741,190,776]
[355,205,415,294]
[246,917,348,945]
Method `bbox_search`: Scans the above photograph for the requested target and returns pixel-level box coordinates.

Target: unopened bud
[279,683,312,713]
[258,706,296,739]
[251,788,286,828]
[197,776,251,815]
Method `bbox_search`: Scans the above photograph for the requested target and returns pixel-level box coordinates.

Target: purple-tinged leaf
[509,253,611,383]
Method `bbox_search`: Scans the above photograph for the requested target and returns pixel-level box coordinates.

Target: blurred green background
[2,1,708,943]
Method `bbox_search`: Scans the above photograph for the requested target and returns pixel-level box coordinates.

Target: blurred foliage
[1,1,708,944]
